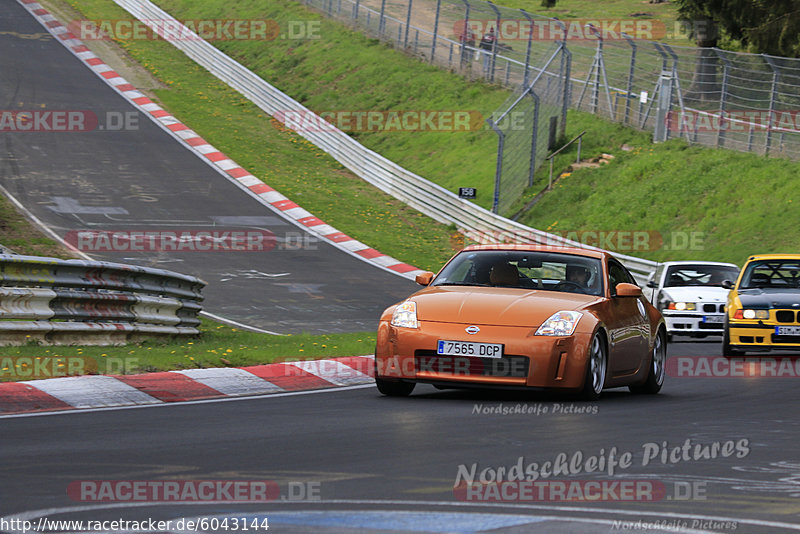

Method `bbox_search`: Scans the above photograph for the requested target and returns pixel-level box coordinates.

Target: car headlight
[535,311,582,336]
[666,301,696,311]
[735,309,769,320]
[391,301,419,328]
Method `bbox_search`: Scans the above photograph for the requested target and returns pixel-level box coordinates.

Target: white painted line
[28,375,161,408]
[173,368,283,396]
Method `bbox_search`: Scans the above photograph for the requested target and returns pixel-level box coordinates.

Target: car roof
[462,244,608,260]
[745,254,800,262]
[658,261,739,268]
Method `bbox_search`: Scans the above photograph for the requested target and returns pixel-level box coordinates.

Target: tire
[580,332,607,401]
[722,327,743,358]
[630,328,666,394]
[374,357,415,397]
[375,376,415,397]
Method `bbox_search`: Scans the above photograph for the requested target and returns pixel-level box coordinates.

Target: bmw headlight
[535,311,582,336]
[736,309,769,320]
[391,301,419,328]
[667,301,696,311]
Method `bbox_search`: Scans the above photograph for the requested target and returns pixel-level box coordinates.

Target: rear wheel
[580,332,607,401]
[630,328,665,394]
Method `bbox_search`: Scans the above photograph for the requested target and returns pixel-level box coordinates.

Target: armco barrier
[0,254,205,345]
[110,0,658,284]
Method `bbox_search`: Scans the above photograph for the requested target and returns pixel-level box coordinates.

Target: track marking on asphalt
[3,499,798,533]
[0,384,376,420]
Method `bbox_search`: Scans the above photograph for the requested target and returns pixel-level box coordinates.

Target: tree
[674,0,800,57]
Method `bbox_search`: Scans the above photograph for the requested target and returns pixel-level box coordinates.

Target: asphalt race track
[0,0,416,334]
[2,2,800,534]
[2,340,800,533]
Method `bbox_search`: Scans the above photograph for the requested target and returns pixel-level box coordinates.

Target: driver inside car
[565,264,591,292]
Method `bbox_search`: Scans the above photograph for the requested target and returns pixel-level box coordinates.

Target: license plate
[703,315,724,324]
[437,340,503,358]
[776,326,800,335]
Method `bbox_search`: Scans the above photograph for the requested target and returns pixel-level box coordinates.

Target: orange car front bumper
[376,320,593,390]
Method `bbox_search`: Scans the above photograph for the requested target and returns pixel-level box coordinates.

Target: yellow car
[723,254,800,356]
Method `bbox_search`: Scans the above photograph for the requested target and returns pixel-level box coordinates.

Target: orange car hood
[412,286,602,327]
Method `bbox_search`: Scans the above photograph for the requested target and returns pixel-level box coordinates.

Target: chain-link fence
[486,40,570,214]
[303,0,800,211]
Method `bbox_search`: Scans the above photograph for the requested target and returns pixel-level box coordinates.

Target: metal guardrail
[112,0,658,285]
[0,254,205,345]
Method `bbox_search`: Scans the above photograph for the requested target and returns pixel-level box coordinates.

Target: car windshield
[740,260,800,289]
[664,265,739,287]
[432,250,604,296]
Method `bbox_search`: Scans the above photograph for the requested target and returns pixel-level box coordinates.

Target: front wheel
[630,329,665,394]
[722,329,743,358]
[722,326,743,358]
[375,377,415,397]
[580,332,607,401]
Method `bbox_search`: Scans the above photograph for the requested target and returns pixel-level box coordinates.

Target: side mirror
[615,283,643,297]
[721,280,734,289]
[415,272,434,286]
[646,280,658,289]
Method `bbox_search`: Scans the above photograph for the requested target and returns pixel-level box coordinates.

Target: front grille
[414,351,529,378]
[699,322,723,330]
[776,310,799,323]
[702,304,723,313]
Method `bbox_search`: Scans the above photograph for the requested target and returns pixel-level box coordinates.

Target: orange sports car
[375,245,666,399]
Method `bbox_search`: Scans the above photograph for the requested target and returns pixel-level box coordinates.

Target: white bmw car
[646,261,740,340]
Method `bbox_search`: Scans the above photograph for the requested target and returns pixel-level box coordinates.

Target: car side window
[608,259,635,295]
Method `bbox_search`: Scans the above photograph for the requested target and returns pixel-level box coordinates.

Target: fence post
[378,0,387,37]
[623,33,636,126]
[520,9,534,88]
[404,0,413,48]
[487,1,501,83]
[715,49,732,148]
[487,118,505,214]
[662,43,688,142]
[459,1,471,70]
[430,0,441,63]
[557,20,571,138]
[652,70,673,143]
[527,88,540,187]
[353,0,360,22]
[763,55,780,156]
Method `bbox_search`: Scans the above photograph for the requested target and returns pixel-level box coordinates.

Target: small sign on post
[458,187,477,199]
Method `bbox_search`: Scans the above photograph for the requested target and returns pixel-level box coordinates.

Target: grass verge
[0,319,376,381]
